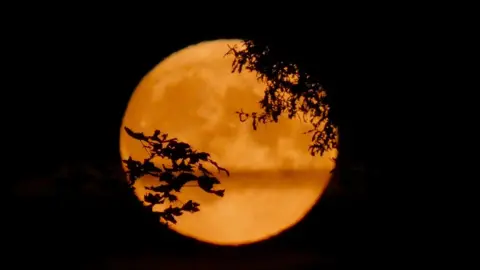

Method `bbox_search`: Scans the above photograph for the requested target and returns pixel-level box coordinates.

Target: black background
[4,16,439,268]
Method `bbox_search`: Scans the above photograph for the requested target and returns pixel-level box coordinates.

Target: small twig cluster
[122,127,229,225]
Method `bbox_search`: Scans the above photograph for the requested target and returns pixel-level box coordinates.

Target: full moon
[120,39,337,246]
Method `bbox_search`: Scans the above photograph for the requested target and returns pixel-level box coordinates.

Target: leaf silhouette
[161,212,177,224]
[124,126,148,141]
[143,159,161,173]
[165,193,178,202]
[212,189,225,197]
[165,206,183,217]
[197,175,220,192]
[123,128,228,225]
[182,200,200,213]
[144,193,162,205]
[170,173,197,192]
[145,185,171,193]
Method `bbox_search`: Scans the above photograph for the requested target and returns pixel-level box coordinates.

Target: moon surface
[120,39,337,245]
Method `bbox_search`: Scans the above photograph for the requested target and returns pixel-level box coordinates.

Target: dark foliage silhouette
[122,127,229,225]
[226,40,338,156]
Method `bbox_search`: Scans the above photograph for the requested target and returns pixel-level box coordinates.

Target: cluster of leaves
[226,40,338,156]
[122,127,229,225]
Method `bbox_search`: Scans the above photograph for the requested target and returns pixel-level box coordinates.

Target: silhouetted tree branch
[226,40,338,156]
[122,127,228,225]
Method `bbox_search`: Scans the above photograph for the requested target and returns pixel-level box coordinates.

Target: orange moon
[120,39,337,246]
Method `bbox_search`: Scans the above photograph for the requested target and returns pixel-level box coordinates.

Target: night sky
[5,23,410,268]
